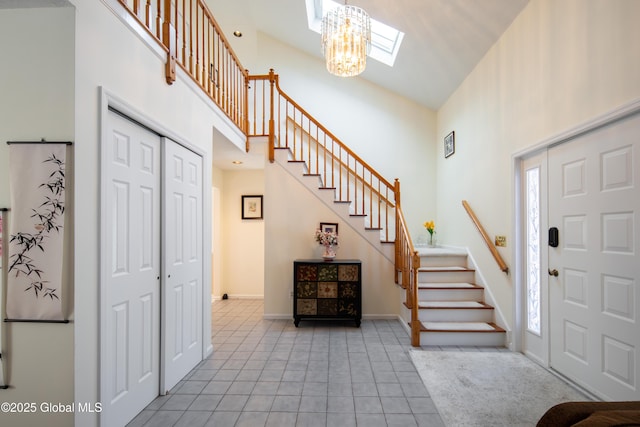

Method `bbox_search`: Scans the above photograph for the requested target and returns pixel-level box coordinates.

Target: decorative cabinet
[293,259,362,327]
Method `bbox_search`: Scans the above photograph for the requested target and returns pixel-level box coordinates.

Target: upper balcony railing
[118,0,249,138]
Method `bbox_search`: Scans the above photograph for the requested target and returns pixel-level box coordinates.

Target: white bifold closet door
[103,110,161,427]
[102,111,204,426]
[161,137,203,393]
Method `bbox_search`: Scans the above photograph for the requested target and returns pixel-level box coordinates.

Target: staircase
[115,0,504,349]
[405,246,506,347]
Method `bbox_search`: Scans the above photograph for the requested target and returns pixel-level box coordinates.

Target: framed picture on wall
[319,222,338,235]
[242,195,263,219]
[444,131,455,158]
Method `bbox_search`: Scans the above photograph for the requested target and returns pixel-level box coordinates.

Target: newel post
[244,70,250,153]
[268,69,276,163]
[411,251,421,347]
[394,179,401,267]
[162,0,176,84]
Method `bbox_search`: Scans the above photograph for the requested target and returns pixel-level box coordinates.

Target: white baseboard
[397,315,412,336]
[261,314,405,321]
[263,314,291,320]
[362,314,400,320]
[212,295,264,303]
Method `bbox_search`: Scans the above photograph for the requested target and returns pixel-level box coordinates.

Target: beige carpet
[410,350,590,427]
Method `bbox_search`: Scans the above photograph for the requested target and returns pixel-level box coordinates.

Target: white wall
[264,156,399,318]
[221,169,265,298]
[0,8,75,427]
[436,0,640,337]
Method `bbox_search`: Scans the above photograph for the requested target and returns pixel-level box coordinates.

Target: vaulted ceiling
[212,0,529,110]
[1,0,529,109]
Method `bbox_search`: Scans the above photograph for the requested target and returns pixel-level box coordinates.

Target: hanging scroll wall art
[6,142,70,321]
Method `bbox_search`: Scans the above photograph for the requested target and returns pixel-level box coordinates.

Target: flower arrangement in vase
[315,229,338,260]
[423,220,436,247]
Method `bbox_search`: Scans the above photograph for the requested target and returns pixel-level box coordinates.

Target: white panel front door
[103,110,161,426]
[549,112,640,400]
[162,138,204,392]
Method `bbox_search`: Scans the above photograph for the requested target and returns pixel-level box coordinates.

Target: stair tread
[421,322,506,333]
[418,301,492,309]
[419,282,483,289]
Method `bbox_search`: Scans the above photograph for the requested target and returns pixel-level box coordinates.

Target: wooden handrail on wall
[462,200,509,274]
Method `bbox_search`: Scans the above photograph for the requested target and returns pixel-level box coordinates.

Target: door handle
[548,268,559,277]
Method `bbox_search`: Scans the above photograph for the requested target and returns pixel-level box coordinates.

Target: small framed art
[242,195,263,219]
[444,131,455,158]
[319,222,338,235]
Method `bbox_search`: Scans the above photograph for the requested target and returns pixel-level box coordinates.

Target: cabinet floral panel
[293,259,361,327]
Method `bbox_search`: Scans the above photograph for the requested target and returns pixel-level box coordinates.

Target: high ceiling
[218,0,530,110]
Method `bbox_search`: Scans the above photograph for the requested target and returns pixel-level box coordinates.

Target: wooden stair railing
[462,200,509,274]
[249,70,397,242]
[286,117,395,213]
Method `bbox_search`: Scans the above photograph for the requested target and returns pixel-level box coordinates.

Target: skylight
[306,0,405,67]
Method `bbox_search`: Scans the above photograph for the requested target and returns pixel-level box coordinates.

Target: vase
[322,244,336,261]
[428,232,437,248]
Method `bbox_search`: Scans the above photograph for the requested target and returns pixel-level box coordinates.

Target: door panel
[103,111,161,426]
[162,138,203,392]
[548,112,640,400]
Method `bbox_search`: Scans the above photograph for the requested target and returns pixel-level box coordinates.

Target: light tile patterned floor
[128,299,446,427]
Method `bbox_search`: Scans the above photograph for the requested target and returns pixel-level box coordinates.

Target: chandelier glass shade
[321,3,371,77]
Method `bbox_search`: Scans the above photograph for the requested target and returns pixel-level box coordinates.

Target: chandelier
[321,1,371,77]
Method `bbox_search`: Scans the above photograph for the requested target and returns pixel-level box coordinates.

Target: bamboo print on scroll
[7,144,67,320]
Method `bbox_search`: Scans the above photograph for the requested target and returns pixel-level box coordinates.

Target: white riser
[418,270,475,283]
[418,308,494,322]
[420,331,506,347]
[419,255,468,268]
[418,288,484,301]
